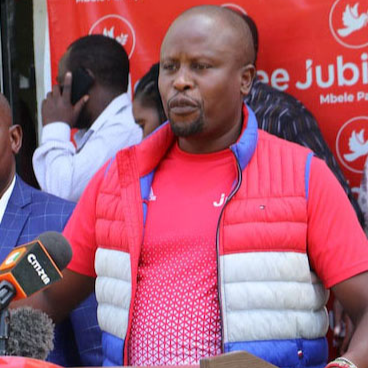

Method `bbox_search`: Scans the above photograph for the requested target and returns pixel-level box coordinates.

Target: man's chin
[169,117,204,137]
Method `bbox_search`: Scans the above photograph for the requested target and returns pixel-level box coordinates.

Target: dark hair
[67,34,129,93]
[134,63,167,125]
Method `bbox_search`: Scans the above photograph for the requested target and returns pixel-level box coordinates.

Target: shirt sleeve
[63,160,109,277]
[32,109,142,202]
[307,156,368,288]
[279,107,364,226]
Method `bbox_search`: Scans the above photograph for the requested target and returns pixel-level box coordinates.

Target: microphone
[6,307,54,360]
[0,231,72,305]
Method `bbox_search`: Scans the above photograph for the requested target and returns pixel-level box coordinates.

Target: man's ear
[240,64,256,96]
[9,124,22,155]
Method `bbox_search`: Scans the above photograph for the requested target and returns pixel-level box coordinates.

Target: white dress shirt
[33,93,142,202]
[0,175,16,224]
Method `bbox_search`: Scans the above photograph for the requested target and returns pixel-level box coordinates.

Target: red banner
[47,0,368,191]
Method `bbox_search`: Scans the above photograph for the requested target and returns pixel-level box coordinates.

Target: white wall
[33,0,51,143]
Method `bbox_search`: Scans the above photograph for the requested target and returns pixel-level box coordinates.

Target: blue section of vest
[305,152,314,200]
[102,331,125,366]
[224,337,328,368]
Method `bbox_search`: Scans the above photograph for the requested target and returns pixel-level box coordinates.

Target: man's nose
[173,67,194,91]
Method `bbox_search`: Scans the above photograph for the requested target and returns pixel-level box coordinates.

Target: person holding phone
[33,34,142,202]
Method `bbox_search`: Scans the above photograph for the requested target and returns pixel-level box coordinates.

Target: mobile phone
[71,67,94,105]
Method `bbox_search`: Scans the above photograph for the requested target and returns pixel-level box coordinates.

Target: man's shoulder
[257,129,313,155]
[18,177,75,212]
[31,188,75,210]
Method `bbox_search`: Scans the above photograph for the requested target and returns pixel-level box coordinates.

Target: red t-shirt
[127,143,236,366]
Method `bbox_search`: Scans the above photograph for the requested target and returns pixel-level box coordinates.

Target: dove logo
[89,15,136,58]
[330,0,368,49]
[336,116,368,173]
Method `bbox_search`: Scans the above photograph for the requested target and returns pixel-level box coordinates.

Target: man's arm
[331,272,368,368]
[11,269,95,324]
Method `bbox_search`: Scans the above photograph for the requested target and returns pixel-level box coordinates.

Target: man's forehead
[160,11,244,61]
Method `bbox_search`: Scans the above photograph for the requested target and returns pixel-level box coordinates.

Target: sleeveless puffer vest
[94,105,329,367]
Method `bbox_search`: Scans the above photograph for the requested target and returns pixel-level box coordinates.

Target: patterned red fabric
[128,143,235,365]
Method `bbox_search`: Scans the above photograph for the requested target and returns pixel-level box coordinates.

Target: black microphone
[0,231,72,306]
[6,307,54,360]
[0,232,71,356]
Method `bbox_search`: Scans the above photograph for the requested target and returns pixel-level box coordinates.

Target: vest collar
[135,103,258,176]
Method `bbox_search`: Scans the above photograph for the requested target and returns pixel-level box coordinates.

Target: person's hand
[333,298,354,355]
[41,72,89,128]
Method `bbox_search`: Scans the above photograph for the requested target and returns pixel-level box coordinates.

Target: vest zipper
[215,154,243,353]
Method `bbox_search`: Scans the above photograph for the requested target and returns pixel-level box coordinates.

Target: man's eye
[162,63,177,71]
[192,63,211,70]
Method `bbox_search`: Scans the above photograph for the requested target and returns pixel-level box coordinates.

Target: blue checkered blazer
[0,176,102,366]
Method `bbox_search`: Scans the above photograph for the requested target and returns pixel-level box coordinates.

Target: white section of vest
[220,252,329,344]
[95,248,132,339]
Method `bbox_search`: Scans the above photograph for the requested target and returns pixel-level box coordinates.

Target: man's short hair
[67,34,130,93]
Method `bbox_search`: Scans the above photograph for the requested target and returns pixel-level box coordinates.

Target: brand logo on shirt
[336,116,368,173]
[329,0,368,49]
[148,188,157,201]
[213,193,227,207]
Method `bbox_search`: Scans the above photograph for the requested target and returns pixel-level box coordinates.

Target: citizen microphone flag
[0,232,72,302]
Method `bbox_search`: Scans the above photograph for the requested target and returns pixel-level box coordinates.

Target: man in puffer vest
[15,5,368,368]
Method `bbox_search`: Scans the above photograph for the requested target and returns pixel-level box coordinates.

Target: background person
[133,62,167,137]
[0,93,101,366]
[33,34,142,202]
[358,157,368,236]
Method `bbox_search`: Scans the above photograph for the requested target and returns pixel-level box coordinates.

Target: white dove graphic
[103,26,115,39]
[344,129,368,162]
[337,3,368,37]
[102,26,128,46]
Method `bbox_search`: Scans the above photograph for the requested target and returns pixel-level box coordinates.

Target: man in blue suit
[0,93,102,366]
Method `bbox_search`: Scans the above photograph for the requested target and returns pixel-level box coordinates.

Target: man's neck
[89,89,122,124]
[0,168,16,199]
[0,175,16,223]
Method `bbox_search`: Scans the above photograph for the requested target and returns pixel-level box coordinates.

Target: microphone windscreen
[37,232,72,270]
[7,307,54,360]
